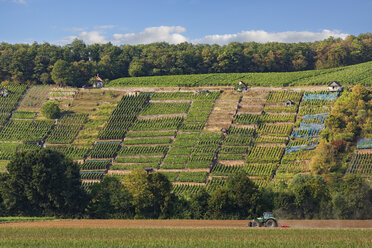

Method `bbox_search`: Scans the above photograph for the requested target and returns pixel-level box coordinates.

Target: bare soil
[2,219,372,229]
[357,149,372,154]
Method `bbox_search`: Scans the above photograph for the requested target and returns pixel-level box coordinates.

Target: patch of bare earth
[2,219,372,229]
[204,91,241,131]
[238,90,267,114]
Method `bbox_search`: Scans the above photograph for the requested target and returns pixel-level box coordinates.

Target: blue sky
[0,0,371,45]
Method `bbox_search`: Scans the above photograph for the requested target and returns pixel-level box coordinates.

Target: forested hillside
[1,33,372,86]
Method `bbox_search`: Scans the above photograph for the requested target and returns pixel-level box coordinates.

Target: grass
[0,160,9,171]
[0,217,55,223]
[107,60,372,87]
[0,228,370,247]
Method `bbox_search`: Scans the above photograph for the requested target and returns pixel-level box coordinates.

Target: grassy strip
[126,131,176,138]
[0,228,371,247]
[0,217,55,223]
[123,137,172,145]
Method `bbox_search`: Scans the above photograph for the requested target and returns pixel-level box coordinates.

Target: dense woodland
[1,33,372,86]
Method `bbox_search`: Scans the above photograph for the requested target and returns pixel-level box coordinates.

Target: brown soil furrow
[2,219,372,229]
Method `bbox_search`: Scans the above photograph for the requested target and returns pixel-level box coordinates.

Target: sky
[0,0,371,45]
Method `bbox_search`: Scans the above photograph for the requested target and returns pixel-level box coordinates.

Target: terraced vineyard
[108,60,372,87]
[0,81,368,196]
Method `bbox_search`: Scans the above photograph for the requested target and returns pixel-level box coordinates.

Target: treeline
[0,149,371,219]
[1,33,372,86]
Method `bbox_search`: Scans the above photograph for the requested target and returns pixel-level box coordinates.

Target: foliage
[178,172,207,183]
[0,149,88,217]
[18,85,51,109]
[0,120,54,142]
[41,101,61,119]
[234,113,296,124]
[2,34,372,86]
[89,141,120,158]
[86,176,133,219]
[46,114,87,143]
[98,95,148,139]
[131,117,183,131]
[140,102,190,116]
[48,145,89,160]
[246,146,285,163]
[345,153,372,175]
[118,145,168,156]
[11,111,36,119]
[122,170,177,219]
[0,228,372,247]
[266,91,302,103]
[109,60,372,87]
[80,160,110,170]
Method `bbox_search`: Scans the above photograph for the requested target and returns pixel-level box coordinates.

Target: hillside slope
[108,61,372,88]
[0,82,370,194]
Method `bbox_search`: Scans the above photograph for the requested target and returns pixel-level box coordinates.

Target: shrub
[41,101,61,119]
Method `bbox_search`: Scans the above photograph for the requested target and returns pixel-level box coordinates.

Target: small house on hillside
[328,81,343,92]
[128,90,140,96]
[93,75,105,88]
[285,100,294,107]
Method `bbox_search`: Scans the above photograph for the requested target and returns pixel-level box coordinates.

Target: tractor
[248,212,278,227]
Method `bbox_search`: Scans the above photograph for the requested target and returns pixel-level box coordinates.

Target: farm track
[2,219,372,229]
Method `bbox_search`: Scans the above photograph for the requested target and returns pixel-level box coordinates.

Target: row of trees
[0,149,371,219]
[1,33,372,86]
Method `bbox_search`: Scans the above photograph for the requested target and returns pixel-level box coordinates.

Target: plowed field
[2,219,372,229]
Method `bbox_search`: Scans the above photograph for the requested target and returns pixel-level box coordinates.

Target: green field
[107,61,372,87]
[0,217,55,223]
[0,228,370,247]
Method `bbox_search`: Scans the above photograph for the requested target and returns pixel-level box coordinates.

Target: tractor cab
[263,212,275,220]
[248,212,278,227]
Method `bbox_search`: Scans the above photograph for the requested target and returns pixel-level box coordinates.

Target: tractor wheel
[265,219,278,227]
[252,220,262,227]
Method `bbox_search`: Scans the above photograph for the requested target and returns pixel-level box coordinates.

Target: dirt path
[1,219,372,229]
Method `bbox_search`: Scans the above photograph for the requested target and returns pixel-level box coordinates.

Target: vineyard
[0,77,368,195]
[346,153,372,176]
[108,60,372,87]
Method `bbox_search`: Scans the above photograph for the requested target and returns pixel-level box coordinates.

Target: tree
[41,101,61,119]
[40,72,51,84]
[206,187,232,219]
[0,149,88,217]
[51,59,73,86]
[226,171,262,218]
[123,169,154,219]
[189,188,210,219]
[148,172,176,219]
[128,58,148,77]
[332,175,372,219]
[289,175,331,218]
[86,176,133,219]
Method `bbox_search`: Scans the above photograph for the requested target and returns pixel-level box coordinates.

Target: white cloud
[112,26,188,45]
[1,0,27,4]
[192,29,349,45]
[79,31,108,44]
[58,26,349,46]
[58,31,107,45]
[94,25,116,30]
[11,0,26,4]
